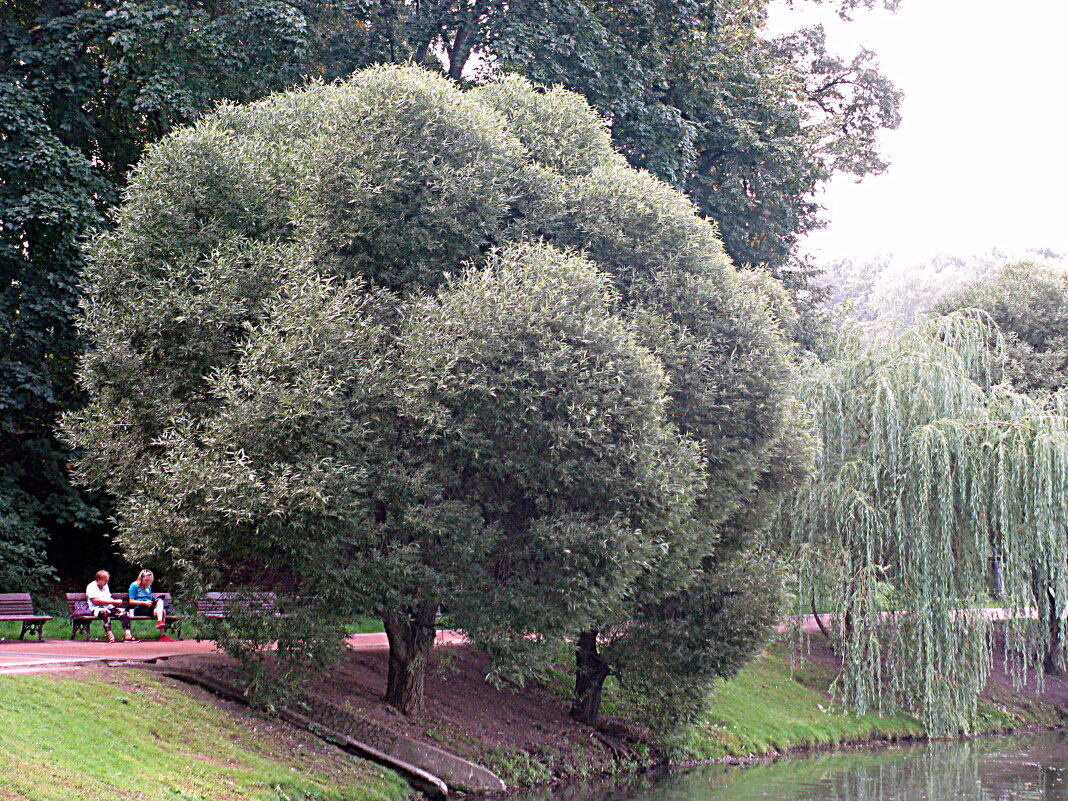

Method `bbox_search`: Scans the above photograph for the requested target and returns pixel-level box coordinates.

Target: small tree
[65,67,798,717]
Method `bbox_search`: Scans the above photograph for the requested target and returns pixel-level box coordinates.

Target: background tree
[782,311,1068,734]
[935,260,1068,673]
[1,0,322,583]
[935,260,1068,396]
[817,250,1023,334]
[0,76,107,587]
[65,68,799,720]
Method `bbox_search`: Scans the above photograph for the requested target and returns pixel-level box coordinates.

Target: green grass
[0,614,386,641]
[682,640,1068,761]
[344,615,384,635]
[683,645,925,760]
[0,669,411,801]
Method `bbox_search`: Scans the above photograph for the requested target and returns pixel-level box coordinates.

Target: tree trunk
[570,630,610,726]
[811,592,831,640]
[1043,586,1063,676]
[381,600,438,715]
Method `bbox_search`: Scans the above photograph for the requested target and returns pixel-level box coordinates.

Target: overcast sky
[768,0,1068,263]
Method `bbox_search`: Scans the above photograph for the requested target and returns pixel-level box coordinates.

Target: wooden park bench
[194,591,280,619]
[0,593,53,641]
[66,592,184,641]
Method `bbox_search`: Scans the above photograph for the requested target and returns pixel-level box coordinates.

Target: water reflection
[508,732,1068,801]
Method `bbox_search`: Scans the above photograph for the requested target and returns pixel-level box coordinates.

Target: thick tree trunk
[381,600,438,715]
[570,630,610,726]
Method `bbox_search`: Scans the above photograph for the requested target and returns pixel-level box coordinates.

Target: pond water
[509,731,1068,801]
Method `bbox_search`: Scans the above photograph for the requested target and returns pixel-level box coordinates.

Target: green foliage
[8,0,897,585]
[0,475,56,592]
[308,0,901,275]
[0,0,336,583]
[934,260,1068,395]
[65,67,800,722]
[473,75,619,177]
[783,311,1068,735]
[933,259,1068,677]
[0,73,108,583]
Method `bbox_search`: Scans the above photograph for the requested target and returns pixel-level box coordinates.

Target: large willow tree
[784,311,1068,735]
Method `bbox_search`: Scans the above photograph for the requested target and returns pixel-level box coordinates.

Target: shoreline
[4,630,1067,799]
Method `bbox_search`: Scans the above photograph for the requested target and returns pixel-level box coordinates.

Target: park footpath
[0,630,467,674]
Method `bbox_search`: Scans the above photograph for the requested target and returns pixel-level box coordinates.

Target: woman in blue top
[128,569,172,641]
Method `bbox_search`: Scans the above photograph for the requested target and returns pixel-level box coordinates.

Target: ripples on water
[508,731,1068,801]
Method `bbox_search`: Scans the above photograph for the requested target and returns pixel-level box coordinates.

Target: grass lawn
[0,669,411,801]
[682,644,925,760]
[683,638,1068,761]
[0,616,186,642]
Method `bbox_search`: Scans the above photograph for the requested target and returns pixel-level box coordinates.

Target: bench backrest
[196,591,278,617]
[0,593,35,616]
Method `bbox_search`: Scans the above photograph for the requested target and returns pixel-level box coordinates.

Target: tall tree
[783,312,1068,734]
[0,0,321,581]
[63,67,799,719]
[935,260,1068,673]
[6,0,895,580]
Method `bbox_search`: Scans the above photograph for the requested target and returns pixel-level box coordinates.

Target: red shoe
[158,635,174,642]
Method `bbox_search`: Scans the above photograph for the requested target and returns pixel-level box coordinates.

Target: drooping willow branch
[781,310,1068,736]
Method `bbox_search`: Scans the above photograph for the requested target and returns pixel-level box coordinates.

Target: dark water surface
[509,731,1068,801]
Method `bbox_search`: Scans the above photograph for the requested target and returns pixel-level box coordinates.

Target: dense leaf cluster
[1,0,325,586]
[65,68,804,727]
[935,261,1068,396]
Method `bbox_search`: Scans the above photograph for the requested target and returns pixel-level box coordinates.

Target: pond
[509,731,1068,801]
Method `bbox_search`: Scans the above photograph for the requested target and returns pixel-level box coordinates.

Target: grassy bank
[0,668,410,801]
[681,641,1068,761]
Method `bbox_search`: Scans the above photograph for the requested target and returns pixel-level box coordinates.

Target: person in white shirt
[86,570,135,643]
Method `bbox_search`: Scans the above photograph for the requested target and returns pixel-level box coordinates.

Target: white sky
[768,0,1068,262]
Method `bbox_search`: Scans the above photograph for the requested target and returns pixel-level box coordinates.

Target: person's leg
[154,598,166,628]
[118,609,135,641]
[97,610,116,642]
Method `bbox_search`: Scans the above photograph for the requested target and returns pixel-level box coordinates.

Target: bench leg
[19,621,44,642]
[71,619,91,641]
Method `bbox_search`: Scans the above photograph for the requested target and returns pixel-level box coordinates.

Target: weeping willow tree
[783,310,1068,735]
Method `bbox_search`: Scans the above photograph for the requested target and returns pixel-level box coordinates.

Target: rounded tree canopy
[64,66,799,701]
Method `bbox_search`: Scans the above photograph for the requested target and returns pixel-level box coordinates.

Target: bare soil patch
[164,645,628,785]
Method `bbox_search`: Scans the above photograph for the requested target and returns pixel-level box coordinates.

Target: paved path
[0,630,468,674]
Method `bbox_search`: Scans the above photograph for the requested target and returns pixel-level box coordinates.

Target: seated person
[86,570,135,643]
[128,569,173,641]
